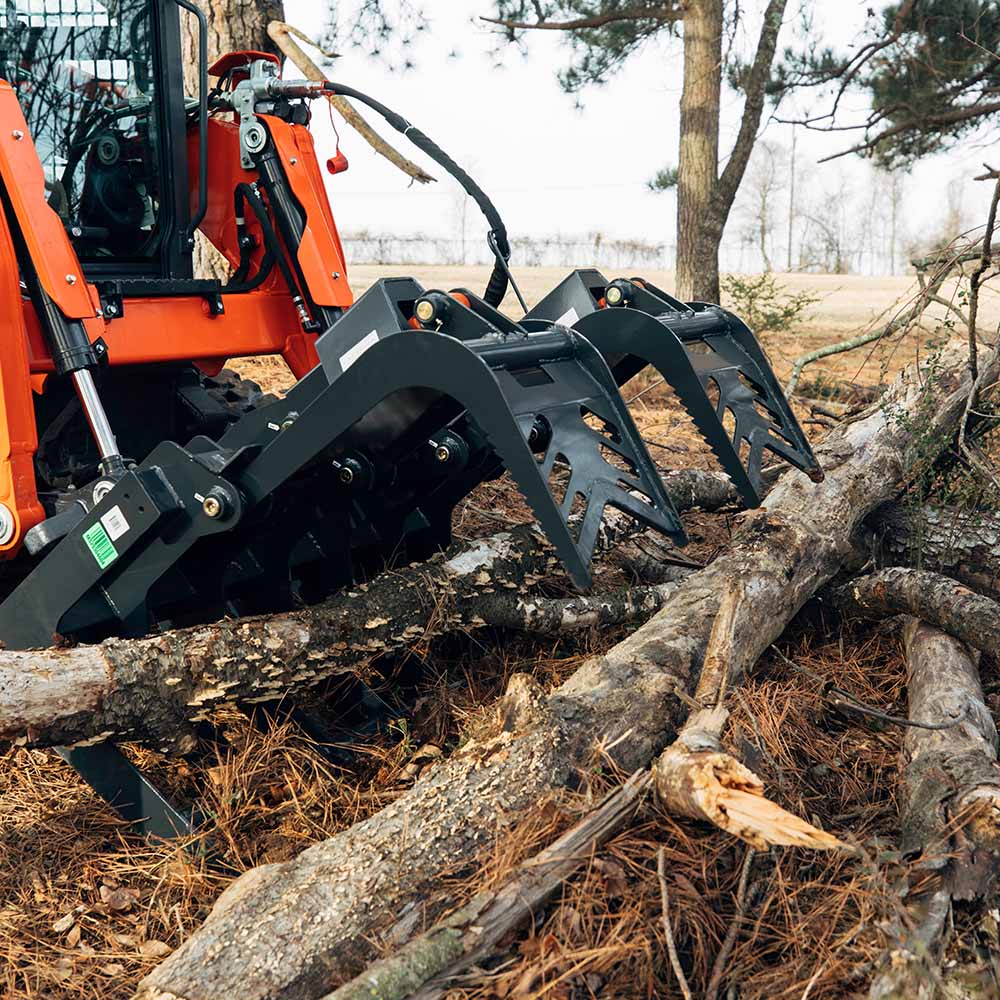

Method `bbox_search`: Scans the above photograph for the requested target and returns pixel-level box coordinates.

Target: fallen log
[323,593,838,1000]
[135,341,996,1000]
[832,568,1000,660]
[0,526,558,752]
[869,503,1000,598]
[0,473,722,751]
[869,620,1000,1000]
[324,769,651,1000]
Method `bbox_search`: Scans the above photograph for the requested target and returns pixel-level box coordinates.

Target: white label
[340,330,381,371]
[556,306,580,327]
[101,505,130,542]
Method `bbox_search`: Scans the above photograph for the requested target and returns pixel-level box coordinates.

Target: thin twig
[966,173,1000,379]
[705,847,755,1000]
[267,22,435,185]
[658,846,693,1000]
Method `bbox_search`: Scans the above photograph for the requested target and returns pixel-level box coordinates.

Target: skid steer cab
[0,0,821,834]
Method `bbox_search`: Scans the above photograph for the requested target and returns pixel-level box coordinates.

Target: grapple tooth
[525,270,822,506]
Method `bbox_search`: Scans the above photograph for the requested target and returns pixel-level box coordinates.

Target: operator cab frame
[0,0,196,281]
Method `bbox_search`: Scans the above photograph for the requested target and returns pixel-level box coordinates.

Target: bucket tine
[526,270,823,505]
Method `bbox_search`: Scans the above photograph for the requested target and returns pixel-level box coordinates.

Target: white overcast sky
[283,0,998,252]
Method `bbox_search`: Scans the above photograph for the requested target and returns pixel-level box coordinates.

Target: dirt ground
[1,269,997,999]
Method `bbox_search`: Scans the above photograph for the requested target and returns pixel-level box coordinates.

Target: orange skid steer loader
[0,0,821,834]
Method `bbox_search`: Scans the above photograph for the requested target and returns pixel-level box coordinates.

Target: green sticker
[83,522,118,570]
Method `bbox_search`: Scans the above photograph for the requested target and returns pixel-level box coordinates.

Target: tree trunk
[676,0,788,303]
[0,523,660,752]
[868,620,1000,999]
[180,0,285,280]
[0,472,737,751]
[135,340,996,1000]
[323,771,652,1000]
[675,0,722,303]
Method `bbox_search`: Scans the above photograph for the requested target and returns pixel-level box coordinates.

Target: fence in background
[340,232,905,275]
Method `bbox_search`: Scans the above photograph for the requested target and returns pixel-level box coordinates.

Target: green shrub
[721,272,820,335]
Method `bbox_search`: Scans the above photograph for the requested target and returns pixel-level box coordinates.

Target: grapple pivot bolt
[202,488,234,520]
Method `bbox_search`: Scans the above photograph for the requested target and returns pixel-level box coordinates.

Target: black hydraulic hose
[320,81,512,309]
[225,249,276,294]
[235,183,306,307]
[222,185,278,293]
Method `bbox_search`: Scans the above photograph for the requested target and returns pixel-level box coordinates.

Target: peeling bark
[136,341,997,1000]
[832,568,1000,660]
[0,527,563,751]
[0,473,721,751]
[869,620,1000,1000]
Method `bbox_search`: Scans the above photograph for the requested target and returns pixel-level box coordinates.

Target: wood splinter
[653,707,845,851]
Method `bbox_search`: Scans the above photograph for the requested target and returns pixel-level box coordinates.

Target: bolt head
[65,274,77,285]
[338,466,355,485]
[415,300,436,323]
[435,445,451,463]
[0,504,15,546]
[92,480,114,504]
[605,285,624,306]
[202,496,223,519]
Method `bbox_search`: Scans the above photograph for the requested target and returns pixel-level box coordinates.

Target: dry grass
[3,270,998,998]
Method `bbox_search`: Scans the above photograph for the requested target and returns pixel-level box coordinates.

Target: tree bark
[831,568,1000,660]
[868,620,1000,1000]
[0,471,734,751]
[135,340,996,1000]
[676,0,788,303]
[181,0,285,280]
[675,0,722,303]
[869,503,1000,599]
[701,0,788,289]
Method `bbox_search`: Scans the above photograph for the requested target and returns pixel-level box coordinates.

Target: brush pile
[4,235,1000,1000]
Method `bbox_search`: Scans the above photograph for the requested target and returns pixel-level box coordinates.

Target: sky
[283,0,999,271]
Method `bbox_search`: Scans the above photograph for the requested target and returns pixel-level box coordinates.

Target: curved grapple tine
[527,270,823,506]
[572,308,761,507]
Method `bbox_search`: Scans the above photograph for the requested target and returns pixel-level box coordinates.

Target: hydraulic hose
[234,183,310,312]
[225,184,277,293]
[320,81,512,309]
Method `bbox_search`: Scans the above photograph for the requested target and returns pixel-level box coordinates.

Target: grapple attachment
[0,278,686,650]
[525,270,823,506]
